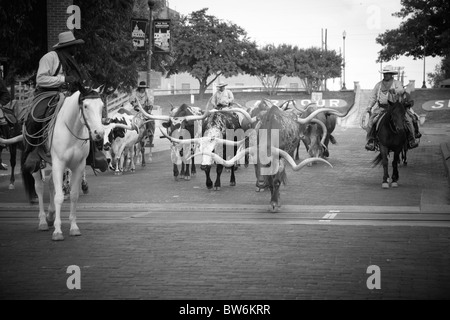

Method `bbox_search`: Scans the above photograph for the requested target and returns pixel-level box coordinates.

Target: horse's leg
[191,149,196,176]
[380,148,390,189]
[63,169,71,200]
[81,169,89,194]
[8,144,16,189]
[68,165,83,236]
[214,164,223,191]
[33,171,48,231]
[51,162,66,241]
[391,151,400,188]
[180,162,186,180]
[47,171,55,227]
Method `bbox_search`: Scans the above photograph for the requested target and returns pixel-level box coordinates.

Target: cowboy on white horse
[24,31,108,173]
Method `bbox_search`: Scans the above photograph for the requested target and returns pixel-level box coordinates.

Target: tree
[74,0,142,92]
[427,55,450,87]
[168,8,254,98]
[245,44,297,96]
[293,48,342,93]
[376,0,450,76]
[0,0,47,84]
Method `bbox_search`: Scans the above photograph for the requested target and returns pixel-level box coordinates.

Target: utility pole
[342,30,347,90]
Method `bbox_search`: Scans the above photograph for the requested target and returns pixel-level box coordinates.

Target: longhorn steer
[206,105,348,211]
[296,102,355,163]
[161,104,202,181]
[161,106,246,191]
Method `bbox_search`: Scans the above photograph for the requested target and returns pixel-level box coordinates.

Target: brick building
[46,0,74,50]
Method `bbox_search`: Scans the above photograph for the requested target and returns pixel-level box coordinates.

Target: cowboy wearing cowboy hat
[129,80,155,158]
[35,30,85,94]
[212,82,234,109]
[24,31,109,173]
[363,65,419,151]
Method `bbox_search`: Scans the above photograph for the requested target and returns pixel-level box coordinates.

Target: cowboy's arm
[227,90,234,104]
[36,52,65,88]
[366,83,380,113]
[0,79,11,106]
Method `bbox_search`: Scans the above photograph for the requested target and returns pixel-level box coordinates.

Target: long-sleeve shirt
[212,89,234,107]
[0,78,11,106]
[367,79,404,110]
[129,89,154,111]
[36,51,65,89]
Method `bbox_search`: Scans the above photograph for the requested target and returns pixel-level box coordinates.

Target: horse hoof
[70,229,81,236]
[141,163,146,167]
[255,187,262,192]
[269,203,278,213]
[8,183,14,190]
[82,186,89,195]
[52,232,64,241]
[131,169,135,172]
[230,182,236,187]
[214,186,221,191]
[382,182,390,189]
[185,176,191,181]
[38,223,49,231]
[391,182,399,188]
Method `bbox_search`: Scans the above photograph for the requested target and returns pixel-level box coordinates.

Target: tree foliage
[0,0,46,83]
[168,8,255,98]
[376,0,450,62]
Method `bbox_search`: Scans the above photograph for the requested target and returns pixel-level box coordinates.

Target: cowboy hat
[53,31,85,49]
[137,81,148,88]
[216,82,228,87]
[380,65,398,75]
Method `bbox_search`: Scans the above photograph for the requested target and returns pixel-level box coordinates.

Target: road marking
[319,210,339,222]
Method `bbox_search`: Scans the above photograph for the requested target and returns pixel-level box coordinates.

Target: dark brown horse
[371,99,408,188]
[0,105,24,190]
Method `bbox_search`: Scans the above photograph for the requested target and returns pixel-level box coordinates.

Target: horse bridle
[65,91,103,141]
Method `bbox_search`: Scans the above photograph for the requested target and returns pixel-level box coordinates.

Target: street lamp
[147,0,157,87]
[342,31,347,90]
[422,34,427,89]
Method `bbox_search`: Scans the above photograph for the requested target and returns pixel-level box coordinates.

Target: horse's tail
[371,153,383,168]
[20,149,36,203]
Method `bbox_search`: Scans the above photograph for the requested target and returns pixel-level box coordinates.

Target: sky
[167,0,442,90]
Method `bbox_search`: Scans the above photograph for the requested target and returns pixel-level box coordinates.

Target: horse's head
[387,100,406,133]
[78,85,106,142]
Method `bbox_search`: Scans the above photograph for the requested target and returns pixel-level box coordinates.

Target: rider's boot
[413,120,422,138]
[86,140,108,172]
[408,131,419,149]
[365,125,376,151]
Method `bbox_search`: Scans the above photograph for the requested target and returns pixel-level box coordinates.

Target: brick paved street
[0,121,449,301]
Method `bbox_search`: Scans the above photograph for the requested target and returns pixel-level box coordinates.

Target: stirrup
[409,139,419,149]
[365,140,375,151]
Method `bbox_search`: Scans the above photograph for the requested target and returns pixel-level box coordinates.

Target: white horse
[0,86,131,241]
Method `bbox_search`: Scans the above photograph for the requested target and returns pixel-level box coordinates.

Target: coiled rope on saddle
[23,91,65,148]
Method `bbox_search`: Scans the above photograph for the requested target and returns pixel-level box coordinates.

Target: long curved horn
[296,107,345,124]
[188,146,257,166]
[137,99,170,121]
[293,102,316,113]
[159,127,204,145]
[0,134,24,144]
[310,118,328,150]
[215,108,257,124]
[214,137,247,147]
[276,148,333,170]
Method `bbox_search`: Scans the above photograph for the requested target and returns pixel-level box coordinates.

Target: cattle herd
[99,98,354,212]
